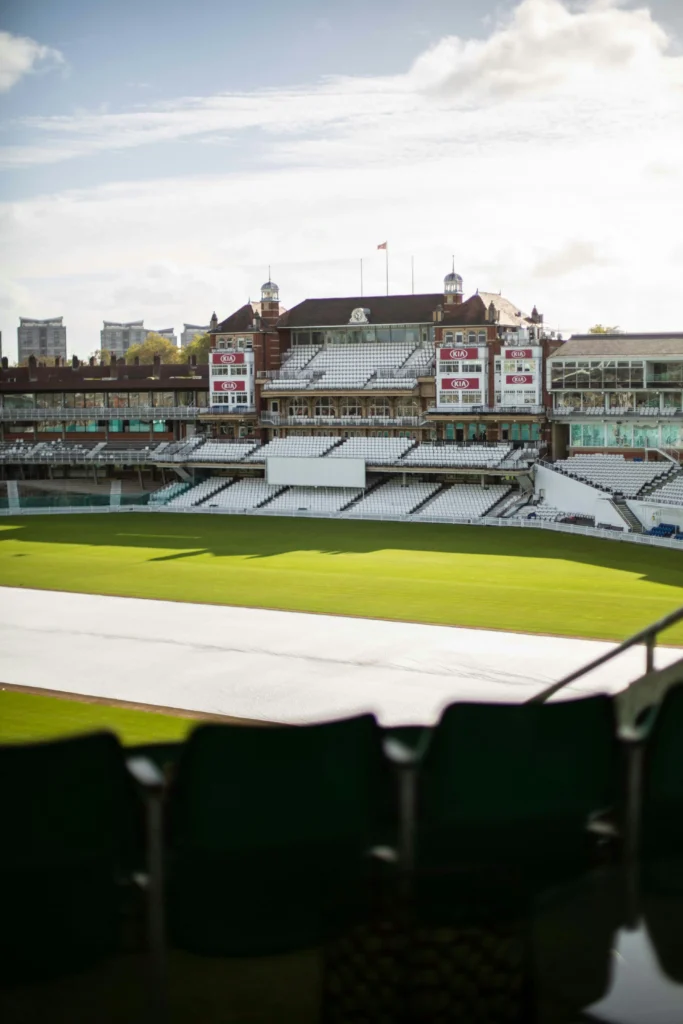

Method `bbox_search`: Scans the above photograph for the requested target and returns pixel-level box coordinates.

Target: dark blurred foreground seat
[381,694,625,1023]
[166,713,390,958]
[0,731,166,1022]
[639,679,683,984]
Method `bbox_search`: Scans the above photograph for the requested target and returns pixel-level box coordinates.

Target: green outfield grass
[1,512,682,643]
[0,689,195,745]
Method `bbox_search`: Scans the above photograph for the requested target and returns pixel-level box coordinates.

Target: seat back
[168,714,388,955]
[418,695,619,880]
[0,731,139,982]
[642,681,683,861]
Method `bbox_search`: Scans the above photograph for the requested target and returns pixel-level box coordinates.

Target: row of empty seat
[202,477,282,509]
[649,473,683,506]
[399,443,513,468]
[191,441,259,462]
[165,477,230,507]
[265,485,362,513]
[553,455,674,498]
[245,436,339,461]
[417,483,511,518]
[329,436,414,464]
[345,479,440,515]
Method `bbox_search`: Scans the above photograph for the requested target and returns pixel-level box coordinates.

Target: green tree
[90,348,112,363]
[183,332,211,363]
[125,332,181,365]
[588,324,621,334]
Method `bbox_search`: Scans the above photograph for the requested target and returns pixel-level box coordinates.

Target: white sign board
[266,456,366,488]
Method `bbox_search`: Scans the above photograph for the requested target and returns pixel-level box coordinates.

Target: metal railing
[260,414,424,427]
[0,406,204,421]
[528,605,683,704]
[426,405,548,416]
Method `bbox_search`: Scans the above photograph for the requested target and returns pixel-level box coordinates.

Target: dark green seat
[0,732,141,985]
[401,696,623,1019]
[641,682,683,982]
[414,695,621,917]
[166,714,389,957]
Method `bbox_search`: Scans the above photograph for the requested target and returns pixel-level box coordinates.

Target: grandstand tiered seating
[648,472,683,507]
[165,477,231,507]
[149,481,189,504]
[511,501,586,522]
[202,478,283,509]
[306,342,416,376]
[265,486,363,513]
[346,478,440,515]
[416,483,511,519]
[553,455,674,498]
[309,371,373,390]
[399,443,513,469]
[279,345,321,373]
[245,436,339,461]
[192,441,260,462]
[328,437,415,464]
[0,440,40,462]
[158,437,207,460]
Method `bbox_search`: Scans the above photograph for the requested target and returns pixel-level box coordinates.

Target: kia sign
[441,377,480,390]
[505,349,533,358]
[212,352,245,365]
[505,374,534,385]
[438,347,478,360]
[212,379,246,392]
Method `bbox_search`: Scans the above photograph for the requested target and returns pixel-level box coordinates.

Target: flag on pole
[377,241,387,250]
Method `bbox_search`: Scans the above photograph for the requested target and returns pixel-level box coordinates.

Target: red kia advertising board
[212,379,246,392]
[505,374,534,385]
[212,352,245,365]
[438,347,479,361]
[504,349,533,359]
[440,377,480,391]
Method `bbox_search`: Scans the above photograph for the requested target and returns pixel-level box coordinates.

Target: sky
[1,0,682,360]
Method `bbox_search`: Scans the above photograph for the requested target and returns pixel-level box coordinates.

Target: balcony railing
[426,405,548,416]
[204,405,257,415]
[0,406,204,422]
[553,406,682,418]
[260,414,425,427]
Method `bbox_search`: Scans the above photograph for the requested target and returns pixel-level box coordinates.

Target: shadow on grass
[1,512,682,590]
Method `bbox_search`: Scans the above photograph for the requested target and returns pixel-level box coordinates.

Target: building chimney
[1,356,8,370]
[134,356,140,366]
[72,355,79,368]
[54,355,60,367]
[110,353,117,373]
[89,356,95,367]
[190,354,197,368]
[209,311,218,331]
[153,354,161,378]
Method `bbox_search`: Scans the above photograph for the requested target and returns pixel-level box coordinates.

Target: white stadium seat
[415,484,511,519]
[553,455,674,499]
[345,479,440,516]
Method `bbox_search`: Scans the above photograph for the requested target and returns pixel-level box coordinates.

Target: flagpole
[385,245,389,296]
[411,255,414,295]
[360,258,363,298]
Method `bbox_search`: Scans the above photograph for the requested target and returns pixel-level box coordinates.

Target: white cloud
[1,0,683,358]
[0,30,65,93]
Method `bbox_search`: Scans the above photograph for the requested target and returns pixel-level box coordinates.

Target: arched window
[369,398,391,418]
[341,398,362,418]
[396,398,419,417]
[314,397,335,417]
[287,399,308,418]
